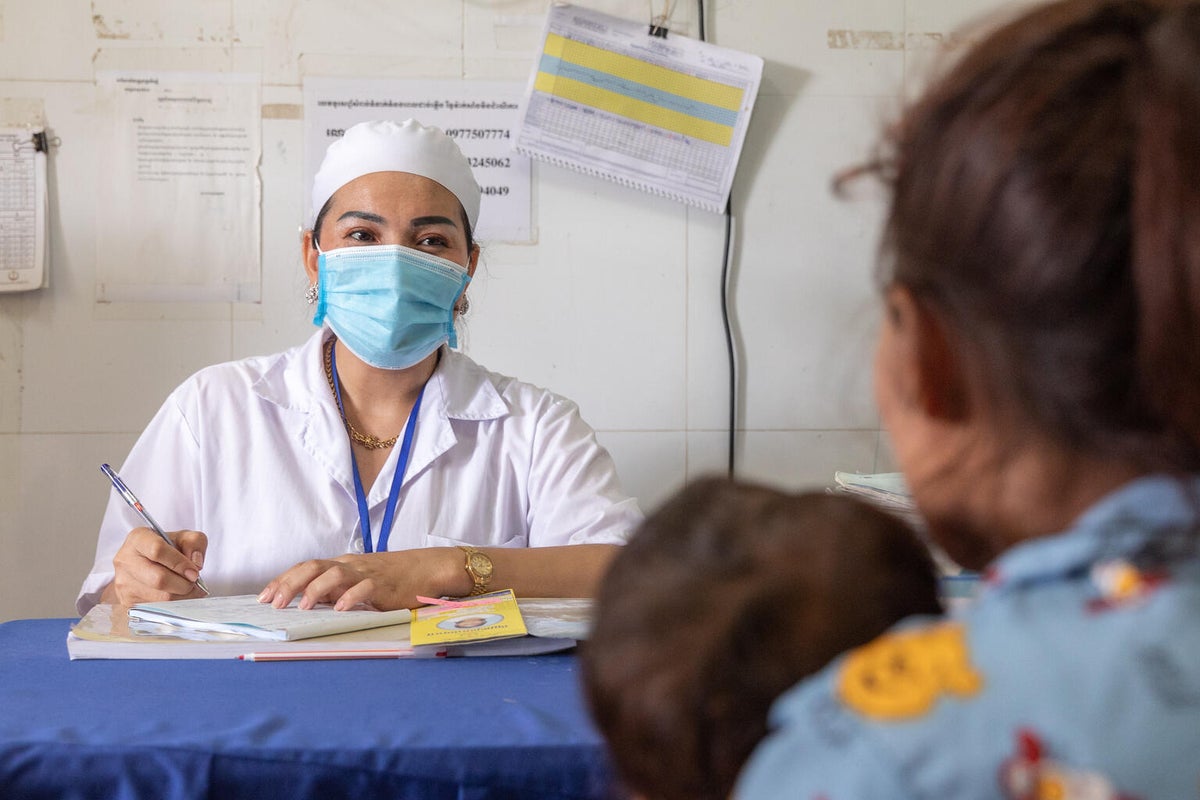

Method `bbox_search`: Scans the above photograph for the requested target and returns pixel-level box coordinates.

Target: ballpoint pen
[99,463,210,595]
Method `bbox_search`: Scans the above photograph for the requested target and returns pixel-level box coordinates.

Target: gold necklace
[323,338,400,450]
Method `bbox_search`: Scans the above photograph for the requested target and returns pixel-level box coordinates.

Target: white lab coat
[77,329,642,614]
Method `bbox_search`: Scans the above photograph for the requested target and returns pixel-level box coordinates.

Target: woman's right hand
[99,527,209,607]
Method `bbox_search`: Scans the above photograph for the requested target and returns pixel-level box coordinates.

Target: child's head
[581,476,942,800]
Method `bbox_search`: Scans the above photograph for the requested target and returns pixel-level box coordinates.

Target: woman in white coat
[78,119,642,614]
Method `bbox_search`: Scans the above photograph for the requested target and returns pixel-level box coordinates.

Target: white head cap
[310,119,481,231]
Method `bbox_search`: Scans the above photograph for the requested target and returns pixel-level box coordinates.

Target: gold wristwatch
[457,545,494,596]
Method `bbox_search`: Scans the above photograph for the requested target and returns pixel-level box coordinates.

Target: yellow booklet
[410,589,528,646]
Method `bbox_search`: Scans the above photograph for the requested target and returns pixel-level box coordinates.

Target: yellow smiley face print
[837,622,984,720]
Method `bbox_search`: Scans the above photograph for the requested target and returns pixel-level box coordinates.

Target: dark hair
[580,477,941,800]
[311,194,475,254]
[858,0,1200,469]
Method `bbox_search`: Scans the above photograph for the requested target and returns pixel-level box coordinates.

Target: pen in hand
[100,463,210,596]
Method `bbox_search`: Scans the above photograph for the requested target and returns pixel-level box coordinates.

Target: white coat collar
[250,328,509,423]
[251,329,510,504]
[427,347,510,422]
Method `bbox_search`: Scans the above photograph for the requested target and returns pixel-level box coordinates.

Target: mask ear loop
[446,271,471,349]
[309,233,327,322]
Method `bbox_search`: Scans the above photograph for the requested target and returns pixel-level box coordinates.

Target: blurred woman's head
[863,0,1200,565]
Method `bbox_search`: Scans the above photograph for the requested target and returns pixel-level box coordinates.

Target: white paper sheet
[303,78,532,243]
[0,127,48,292]
[514,5,763,214]
[95,72,261,303]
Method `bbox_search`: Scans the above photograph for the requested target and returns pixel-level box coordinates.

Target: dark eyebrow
[336,210,387,225]
[409,215,458,229]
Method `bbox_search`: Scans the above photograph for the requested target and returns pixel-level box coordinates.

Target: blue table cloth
[0,619,620,799]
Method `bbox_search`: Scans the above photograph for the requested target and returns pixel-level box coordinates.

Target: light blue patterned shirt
[737,474,1200,800]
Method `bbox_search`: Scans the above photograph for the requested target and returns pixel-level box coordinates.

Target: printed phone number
[468,157,511,169]
[324,129,512,149]
[445,128,511,140]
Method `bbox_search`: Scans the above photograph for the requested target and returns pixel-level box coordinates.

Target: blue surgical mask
[313,244,471,370]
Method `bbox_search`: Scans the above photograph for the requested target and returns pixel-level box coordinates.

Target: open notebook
[126,594,411,641]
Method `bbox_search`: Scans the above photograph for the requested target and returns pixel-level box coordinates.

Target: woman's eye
[347,229,376,243]
[417,235,448,248]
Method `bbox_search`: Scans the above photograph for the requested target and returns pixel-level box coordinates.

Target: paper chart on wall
[303,78,532,243]
[94,72,261,303]
[514,4,763,214]
[0,127,48,292]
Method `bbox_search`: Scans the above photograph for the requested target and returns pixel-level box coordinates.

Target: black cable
[697,0,736,476]
[719,198,735,476]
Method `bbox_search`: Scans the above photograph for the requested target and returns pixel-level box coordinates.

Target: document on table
[833,471,913,511]
[410,589,528,647]
[69,602,421,660]
[127,594,413,641]
[68,598,591,660]
[514,4,763,213]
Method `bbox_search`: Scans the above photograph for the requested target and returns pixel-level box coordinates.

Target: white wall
[0,0,1019,621]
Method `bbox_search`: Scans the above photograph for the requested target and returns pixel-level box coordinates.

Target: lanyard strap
[330,344,425,554]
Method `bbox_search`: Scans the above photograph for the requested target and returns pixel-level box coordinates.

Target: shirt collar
[251,328,509,423]
[251,328,329,412]
[424,347,509,422]
[985,474,1200,591]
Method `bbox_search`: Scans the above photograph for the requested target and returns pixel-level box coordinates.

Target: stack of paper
[68,595,588,661]
[69,601,421,660]
[127,595,413,642]
[832,471,915,515]
[831,471,972,584]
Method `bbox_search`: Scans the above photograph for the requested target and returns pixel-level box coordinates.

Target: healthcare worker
[78,119,642,615]
[737,0,1200,797]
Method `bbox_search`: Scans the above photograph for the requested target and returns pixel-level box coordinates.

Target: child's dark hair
[581,477,942,800]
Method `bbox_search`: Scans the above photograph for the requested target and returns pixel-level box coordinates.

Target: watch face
[468,552,494,578]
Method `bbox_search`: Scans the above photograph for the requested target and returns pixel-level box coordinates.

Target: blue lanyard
[330,344,424,554]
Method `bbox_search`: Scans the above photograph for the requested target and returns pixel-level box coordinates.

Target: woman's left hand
[258,548,469,611]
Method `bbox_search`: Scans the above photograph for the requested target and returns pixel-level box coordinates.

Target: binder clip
[648,23,669,38]
[10,129,60,154]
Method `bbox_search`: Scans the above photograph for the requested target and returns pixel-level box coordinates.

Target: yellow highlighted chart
[515,5,763,213]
